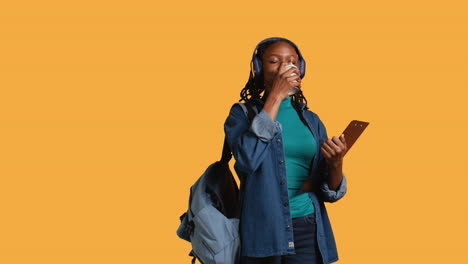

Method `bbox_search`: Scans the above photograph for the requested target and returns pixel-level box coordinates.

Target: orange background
[1,1,467,263]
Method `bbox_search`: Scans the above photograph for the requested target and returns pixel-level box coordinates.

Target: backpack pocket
[191,205,240,264]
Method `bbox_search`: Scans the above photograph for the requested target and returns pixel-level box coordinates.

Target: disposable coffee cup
[284,64,299,95]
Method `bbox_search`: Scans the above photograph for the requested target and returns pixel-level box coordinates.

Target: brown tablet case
[342,120,369,154]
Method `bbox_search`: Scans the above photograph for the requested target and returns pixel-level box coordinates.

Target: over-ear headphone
[251,37,306,79]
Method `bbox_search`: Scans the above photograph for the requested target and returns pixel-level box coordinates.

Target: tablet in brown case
[300,120,369,191]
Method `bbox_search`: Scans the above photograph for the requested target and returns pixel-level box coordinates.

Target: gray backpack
[176,103,257,264]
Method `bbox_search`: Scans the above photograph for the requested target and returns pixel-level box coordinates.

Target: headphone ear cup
[252,55,262,78]
[299,58,306,78]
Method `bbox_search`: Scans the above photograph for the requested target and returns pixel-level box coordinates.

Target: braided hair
[239,38,309,123]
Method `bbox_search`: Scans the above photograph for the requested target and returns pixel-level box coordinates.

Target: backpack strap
[235,102,258,121]
[189,250,197,264]
[220,137,232,163]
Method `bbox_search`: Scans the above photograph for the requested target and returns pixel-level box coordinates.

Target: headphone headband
[251,37,306,79]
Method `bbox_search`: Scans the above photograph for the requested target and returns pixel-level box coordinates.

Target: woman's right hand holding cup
[268,62,302,100]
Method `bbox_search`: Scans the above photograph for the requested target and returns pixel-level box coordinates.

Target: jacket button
[280,180,285,185]
[283,202,289,206]
[277,139,282,143]
[279,160,284,164]
[286,225,291,229]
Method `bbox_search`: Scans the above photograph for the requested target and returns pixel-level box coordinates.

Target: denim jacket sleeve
[224,104,281,175]
[318,168,347,203]
[313,112,348,203]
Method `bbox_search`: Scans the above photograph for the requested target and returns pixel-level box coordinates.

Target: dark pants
[241,213,323,264]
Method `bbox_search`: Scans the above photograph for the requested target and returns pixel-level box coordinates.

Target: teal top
[276,97,316,218]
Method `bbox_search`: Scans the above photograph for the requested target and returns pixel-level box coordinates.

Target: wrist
[264,91,284,105]
[328,160,343,170]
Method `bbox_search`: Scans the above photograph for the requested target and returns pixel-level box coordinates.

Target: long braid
[239,71,263,102]
[291,90,309,125]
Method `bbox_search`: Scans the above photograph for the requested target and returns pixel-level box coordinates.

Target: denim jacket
[223,99,347,263]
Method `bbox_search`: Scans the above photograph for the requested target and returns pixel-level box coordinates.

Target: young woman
[224,37,348,264]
